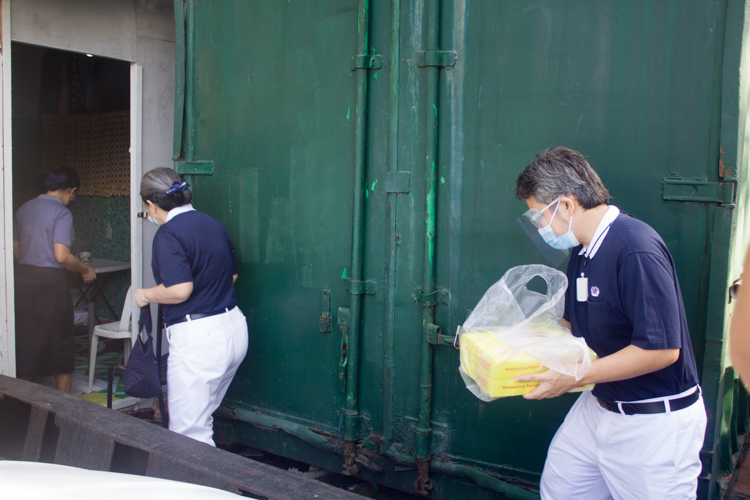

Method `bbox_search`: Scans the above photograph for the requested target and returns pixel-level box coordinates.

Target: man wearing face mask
[514,147,706,500]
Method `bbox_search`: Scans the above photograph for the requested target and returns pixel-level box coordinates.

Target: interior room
[12,41,133,402]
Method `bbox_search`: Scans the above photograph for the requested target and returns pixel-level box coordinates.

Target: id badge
[577,276,589,302]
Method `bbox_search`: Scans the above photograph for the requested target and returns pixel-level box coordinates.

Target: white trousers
[540,390,707,500]
[165,306,249,446]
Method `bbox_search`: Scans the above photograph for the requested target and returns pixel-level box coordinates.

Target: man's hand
[516,345,679,401]
[135,288,149,308]
[81,266,96,284]
[515,369,579,399]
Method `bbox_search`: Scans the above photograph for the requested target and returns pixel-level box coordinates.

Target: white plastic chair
[88,286,135,388]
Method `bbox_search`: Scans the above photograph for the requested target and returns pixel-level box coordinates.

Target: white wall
[11,0,138,61]
[136,0,175,289]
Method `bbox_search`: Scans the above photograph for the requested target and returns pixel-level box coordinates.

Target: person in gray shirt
[14,168,95,393]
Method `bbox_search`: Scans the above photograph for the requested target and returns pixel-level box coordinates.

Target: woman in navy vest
[14,168,96,393]
[135,167,248,446]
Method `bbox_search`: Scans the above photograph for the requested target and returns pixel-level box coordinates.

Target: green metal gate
[172,1,750,498]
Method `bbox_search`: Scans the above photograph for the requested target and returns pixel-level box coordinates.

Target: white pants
[165,306,249,446]
[541,390,707,500]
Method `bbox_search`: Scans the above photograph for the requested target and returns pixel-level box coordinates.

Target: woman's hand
[135,288,150,308]
[81,266,96,284]
[515,370,579,400]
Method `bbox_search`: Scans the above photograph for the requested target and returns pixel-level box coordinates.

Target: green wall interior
[69,196,130,320]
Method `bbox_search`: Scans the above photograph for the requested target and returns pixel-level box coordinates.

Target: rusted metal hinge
[419,288,449,308]
[424,323,454,346]
[337,308,350,393]
[319,289,332,333]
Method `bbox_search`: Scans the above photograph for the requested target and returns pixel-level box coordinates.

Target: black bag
[123,306,162,398]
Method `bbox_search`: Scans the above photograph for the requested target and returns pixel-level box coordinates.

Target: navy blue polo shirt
[563,211,699,402]
[151,209,238,324]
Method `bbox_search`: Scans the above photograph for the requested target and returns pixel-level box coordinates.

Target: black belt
[164,308,230,328]
[597,388,700,415]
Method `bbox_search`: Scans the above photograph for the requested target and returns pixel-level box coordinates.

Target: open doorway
[11,42,133,398]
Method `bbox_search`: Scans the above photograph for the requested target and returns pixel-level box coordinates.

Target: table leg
[72,276,94,309]
[89,274,119,318]
[107,366,114,409]
[87,301,96,358]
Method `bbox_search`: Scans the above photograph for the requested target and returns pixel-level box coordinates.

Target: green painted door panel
[189,0,370,426]
[428,0,717,473]
[177,0,748,498]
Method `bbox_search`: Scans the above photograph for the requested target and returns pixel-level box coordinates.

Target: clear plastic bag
[459,264,596,401]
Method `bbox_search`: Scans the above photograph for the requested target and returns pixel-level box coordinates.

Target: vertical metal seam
[343,0,371,450]
[415,0,440,493]
[381,0,401,453]
[696,1,749,498]
[172,0,186,161]
[184,0,196,162]
[698,1,728,497]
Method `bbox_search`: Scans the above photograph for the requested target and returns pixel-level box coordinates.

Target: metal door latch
[419,289,449,307]
[662,177,735,204]
[417,50,457,68]
[352,54,383,70]
[346,279,376,295]
[425,323,457,347]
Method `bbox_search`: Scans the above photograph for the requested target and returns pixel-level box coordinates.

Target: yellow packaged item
[458,264,596,401]
[459,329,597,398]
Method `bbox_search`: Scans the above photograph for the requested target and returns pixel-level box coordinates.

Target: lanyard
[581,222,613,276]
[577,222,612,302]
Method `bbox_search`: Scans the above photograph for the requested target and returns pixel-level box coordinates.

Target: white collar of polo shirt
[166,203,196,222]
[578,205,620,260]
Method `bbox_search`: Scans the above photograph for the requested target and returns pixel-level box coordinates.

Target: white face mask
[147,205,160,227]
[536,200,580,250]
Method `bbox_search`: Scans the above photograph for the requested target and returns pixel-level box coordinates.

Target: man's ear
[559,195,576,213]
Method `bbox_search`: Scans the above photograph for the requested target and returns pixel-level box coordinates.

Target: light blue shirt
[14,195,75,268]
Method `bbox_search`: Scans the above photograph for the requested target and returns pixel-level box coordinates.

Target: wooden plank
[21,406,48,461]
[0,376,360,500]
[54,414,115,470]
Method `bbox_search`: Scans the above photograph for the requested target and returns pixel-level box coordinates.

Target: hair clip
[47,173,67,183]
[166,181,190,195]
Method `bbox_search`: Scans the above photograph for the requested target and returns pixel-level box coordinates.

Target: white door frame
[130,63,143,340]
[0,0,13,377]
[0,16,144,375]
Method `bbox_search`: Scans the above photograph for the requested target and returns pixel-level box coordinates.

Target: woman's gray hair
[515,147,610,209]
[140,167,193,211]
